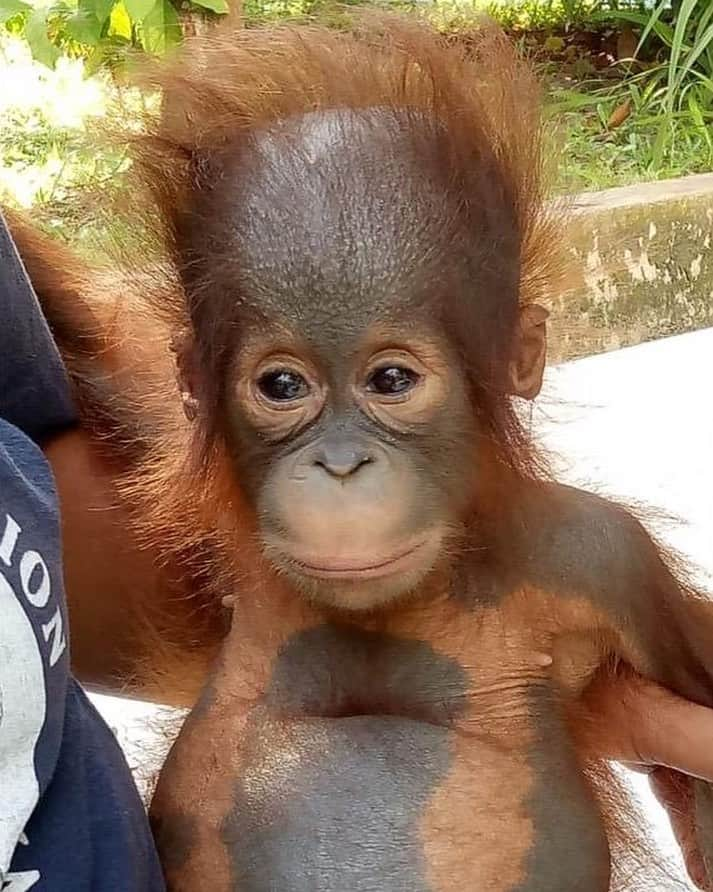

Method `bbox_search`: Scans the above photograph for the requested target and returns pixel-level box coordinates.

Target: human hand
[577,669,713,889]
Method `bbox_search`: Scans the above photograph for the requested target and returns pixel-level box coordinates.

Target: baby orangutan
[10,12,713,891]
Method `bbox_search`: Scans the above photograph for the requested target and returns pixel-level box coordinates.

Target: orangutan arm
[590,508,713,890]
[532,485,713,888]
[44,426,168,694]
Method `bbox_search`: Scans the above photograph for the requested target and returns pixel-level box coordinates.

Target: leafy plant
[605,0,713,167]
[0,0,229,69]
[488,0,603,31]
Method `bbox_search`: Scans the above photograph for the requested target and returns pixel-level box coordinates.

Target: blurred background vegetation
[1,0,712,241]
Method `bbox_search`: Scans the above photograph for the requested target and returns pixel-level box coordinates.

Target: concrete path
[91,327,713,887]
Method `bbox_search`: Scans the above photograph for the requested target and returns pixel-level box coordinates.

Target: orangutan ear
[169,329,200,422]
[508,304,549,401]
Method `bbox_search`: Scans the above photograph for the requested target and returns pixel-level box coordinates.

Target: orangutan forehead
[176,107,523,357]
[196,108,489,332]
[249,106,446,172]
[232,106,463,260]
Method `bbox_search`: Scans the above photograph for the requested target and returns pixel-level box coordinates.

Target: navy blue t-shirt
[0,213,165,891]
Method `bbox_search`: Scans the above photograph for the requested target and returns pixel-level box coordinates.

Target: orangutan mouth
[289,540,429,580]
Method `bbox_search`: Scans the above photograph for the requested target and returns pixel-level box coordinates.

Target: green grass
[548,84,713,193]
[557,122,711,194]
[555,118,712,194]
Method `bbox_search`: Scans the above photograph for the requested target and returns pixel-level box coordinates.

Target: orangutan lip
[290,541,427,580]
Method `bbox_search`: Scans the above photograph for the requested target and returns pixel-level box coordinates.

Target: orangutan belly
[214,709,610,892]
[151,619,613,891]
[153,693,611,891]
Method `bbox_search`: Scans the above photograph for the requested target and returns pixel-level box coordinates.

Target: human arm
[580,670,713,782]
[577,669,713,889]
[0,210,173,697]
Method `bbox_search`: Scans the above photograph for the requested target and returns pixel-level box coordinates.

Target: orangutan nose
[313,440,374,479]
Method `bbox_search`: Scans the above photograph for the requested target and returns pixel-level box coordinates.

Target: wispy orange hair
[122,10,567,319]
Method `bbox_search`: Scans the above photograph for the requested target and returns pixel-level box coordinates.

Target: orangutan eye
[367,366,421,396]
[257,369,310,402]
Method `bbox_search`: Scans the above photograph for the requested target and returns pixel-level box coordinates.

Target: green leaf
[652,21,676,50]
[673,22,713,102]
[63,0,119,46]
[651,116,670,169]
[686,93,713,158]
[548,90,603,112]
[593,5,673,50]
[685,67,713,97]
[65,7,103,43]
[140,0,180,53]
[592,9,651,27]
[24,7,60,68]
[123,0,155,22]
[595,102,609,129]
[695,0,713,46]
[667,0,699,110]
[637,0,667,57]
[80,0,115,27]
[49,0,74,16]
[190,0,228,14]
[0,0,29,24]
